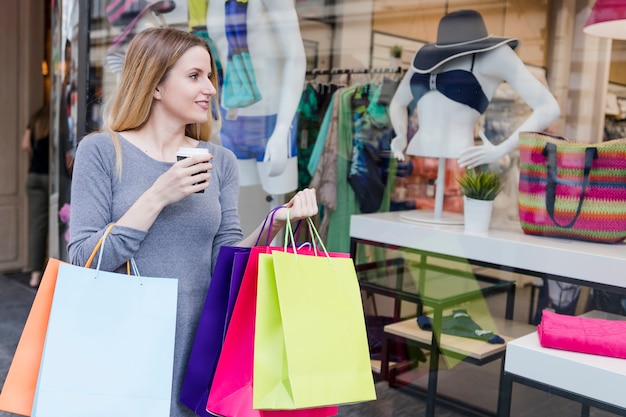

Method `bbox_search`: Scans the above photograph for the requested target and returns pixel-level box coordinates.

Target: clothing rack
[306,67,404,84]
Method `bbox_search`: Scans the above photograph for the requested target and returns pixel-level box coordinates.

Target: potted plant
[457,168,503,234]
[389,45,402,68]
[390,45,403,58]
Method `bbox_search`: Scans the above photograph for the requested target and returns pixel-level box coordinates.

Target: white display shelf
[350,210,626,291]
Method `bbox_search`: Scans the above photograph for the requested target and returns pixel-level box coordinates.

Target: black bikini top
[410,54,489,114]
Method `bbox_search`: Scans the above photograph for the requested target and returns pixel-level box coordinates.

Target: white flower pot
[463,197,494,235]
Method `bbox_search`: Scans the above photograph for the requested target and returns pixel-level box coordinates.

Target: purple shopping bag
[180,245,251,416]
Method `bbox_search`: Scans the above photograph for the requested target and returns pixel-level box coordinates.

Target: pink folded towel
[538,310,626,359]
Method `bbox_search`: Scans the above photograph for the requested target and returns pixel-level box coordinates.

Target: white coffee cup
[176,147,210,193]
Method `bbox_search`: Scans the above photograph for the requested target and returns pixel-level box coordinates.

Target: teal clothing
[296,85,322,190]
[223,0,262,108]
[307,94,336,177]
[325,86,357,253]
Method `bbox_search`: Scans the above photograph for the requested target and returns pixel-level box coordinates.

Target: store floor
[0,273,619,417]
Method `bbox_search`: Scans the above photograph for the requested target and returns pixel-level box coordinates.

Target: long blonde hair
[101,27,220,178]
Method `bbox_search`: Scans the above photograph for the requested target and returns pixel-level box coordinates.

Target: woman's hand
[149,153,213,207]
[115,153,213,232]
[237,188,319,248]
[273,188,318,223]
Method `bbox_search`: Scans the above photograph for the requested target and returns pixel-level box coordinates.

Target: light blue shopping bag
[32,253,178,417]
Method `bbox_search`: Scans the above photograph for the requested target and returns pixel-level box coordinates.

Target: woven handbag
[518,131,626,243]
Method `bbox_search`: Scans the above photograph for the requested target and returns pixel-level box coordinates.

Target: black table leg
[496,370,513,417]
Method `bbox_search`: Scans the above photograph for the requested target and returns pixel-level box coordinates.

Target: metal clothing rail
[306,66,403,75]
[305,67,404,84]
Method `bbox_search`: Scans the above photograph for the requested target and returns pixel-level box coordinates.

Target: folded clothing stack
[538,309,626,359]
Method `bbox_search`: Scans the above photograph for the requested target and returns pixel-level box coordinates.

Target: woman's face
[154,46,216,125]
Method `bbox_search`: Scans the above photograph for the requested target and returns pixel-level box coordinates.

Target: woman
[68,27,317,416]
[22,104,50,288]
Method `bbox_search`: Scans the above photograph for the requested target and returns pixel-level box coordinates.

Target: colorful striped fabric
[518,131,626,243]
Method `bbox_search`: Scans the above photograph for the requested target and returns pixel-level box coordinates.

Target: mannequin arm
[458,47,560,168]
[262,0,307,176]
[388,70,414,161]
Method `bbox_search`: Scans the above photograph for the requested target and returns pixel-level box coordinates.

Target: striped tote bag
[518,131,626,243]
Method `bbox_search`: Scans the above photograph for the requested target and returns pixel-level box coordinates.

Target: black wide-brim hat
[413,9,520,74]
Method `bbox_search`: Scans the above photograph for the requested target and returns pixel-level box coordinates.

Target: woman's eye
[190,74,198,80]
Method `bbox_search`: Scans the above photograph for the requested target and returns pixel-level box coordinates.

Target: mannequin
[389,10,560,221]
[207,0,307,195]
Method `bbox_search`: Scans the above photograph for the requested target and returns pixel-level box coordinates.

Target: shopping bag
[253,220,376,409]
[31,226,178,417]
[0,259,63,416]
[518,131,626,243]
[206,244,339,417]
[180,245,251,416]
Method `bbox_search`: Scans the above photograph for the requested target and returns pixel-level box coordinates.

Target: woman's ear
[153,89,161,100]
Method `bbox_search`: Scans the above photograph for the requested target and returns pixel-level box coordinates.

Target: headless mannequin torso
[207,0,307,195]
[389,40,560,221]
[391,45,560,164]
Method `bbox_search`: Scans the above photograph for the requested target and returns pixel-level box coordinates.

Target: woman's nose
[203,79,217,96]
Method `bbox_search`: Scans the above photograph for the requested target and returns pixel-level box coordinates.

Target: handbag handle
[85,223,115,268]
[283,212,330,260]
[544,142,598,228]
[85,223,134,275]
[255,205,287,246]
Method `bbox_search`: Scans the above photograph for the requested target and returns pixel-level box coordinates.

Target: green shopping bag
[253,219,376,409]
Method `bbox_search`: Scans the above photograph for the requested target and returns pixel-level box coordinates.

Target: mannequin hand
[272,188,318,223]
[263,127,290,177]
[390,136,407,161]
[458,131,503,169]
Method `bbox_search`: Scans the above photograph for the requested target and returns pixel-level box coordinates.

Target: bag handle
[544,142,598,228]
[85,223,115,268]
[255,205,287,247]
[307,217,330,260]
[85,223,134,275]
[283,212,330,260]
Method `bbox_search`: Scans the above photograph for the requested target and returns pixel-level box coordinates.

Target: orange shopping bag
[0,224,116,416]
[0,259,63,416]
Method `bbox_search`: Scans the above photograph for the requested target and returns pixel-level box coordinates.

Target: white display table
[350,210,626,417]
[350,210,626,291]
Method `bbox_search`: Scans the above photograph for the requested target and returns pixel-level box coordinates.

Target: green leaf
[457,168,503,201]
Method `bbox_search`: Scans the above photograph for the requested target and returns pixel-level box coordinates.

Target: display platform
[350,210,626,292]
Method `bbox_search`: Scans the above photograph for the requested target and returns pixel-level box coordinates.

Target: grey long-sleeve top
[68,132,243,417]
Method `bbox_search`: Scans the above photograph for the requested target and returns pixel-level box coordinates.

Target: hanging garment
[347,85,391,213]
[297,85,323,191]
[223,0,262,108]
[327,85,395,253]
[310,88,344,240]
